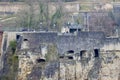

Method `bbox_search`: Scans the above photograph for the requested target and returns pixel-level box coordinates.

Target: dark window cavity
[94,49,99,57]
[16,34,20,40]
[23,39,28,41]
[68,56,73,59]
[36,58,45,63]
[59,56,64,58]
[67,50,74,53]
[70,29,77,33]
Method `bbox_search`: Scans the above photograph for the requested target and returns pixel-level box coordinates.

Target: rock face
[18,55,33,80]
[17,49,120,80]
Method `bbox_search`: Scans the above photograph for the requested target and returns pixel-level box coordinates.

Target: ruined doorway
[94,49,99,57]
[16,34,20,41]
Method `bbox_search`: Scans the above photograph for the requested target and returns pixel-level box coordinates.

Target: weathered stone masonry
[19,31,120,54]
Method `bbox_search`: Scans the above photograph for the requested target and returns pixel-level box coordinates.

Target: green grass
[45,44,58,62]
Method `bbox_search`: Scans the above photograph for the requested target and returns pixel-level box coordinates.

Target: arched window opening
[23,38,28,41]
[36,58,46,63]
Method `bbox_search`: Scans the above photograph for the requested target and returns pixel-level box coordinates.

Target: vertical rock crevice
[87,58,102,80]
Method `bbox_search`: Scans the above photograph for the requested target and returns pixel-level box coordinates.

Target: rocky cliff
[17,49,120,80]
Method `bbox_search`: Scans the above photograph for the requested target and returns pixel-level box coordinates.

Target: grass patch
[45,44,58,62]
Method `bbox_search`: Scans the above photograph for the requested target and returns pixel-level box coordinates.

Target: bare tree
[16,0,65,31]
[16,0,38,31]
[89,12,115,36]
[37,0,50,30]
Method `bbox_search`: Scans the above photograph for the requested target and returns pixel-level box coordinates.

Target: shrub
[9,40,17,54]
